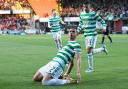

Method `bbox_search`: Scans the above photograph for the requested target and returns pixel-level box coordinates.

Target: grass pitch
[0,34,128,89]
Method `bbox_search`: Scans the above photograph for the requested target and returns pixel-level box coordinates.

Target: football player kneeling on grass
[33,28,81,86]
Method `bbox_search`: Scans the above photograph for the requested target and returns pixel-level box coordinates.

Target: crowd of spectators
[0,0,32,34]
[58,0,128,33]
[0,0,31,10]
[59,0,128,21]
[97,4,128,21]
[0,15,28,33]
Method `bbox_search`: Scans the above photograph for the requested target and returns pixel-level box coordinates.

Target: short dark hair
[87,2,96,8]
[69,27,76,31]
[52,9,56,13]
[69,28,76,33]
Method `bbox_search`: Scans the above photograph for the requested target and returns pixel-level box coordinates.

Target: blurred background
[0,0,128,35]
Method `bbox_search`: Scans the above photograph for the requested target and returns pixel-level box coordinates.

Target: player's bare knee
[33,76,36,81]
[33,71,43,82]
[33,75,42,82]
[33,74,38,81]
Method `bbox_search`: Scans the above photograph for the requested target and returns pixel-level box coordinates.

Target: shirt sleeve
[77,16,83,33]
[49,18,52,26]
[95,14,106,30]
[74,43,81,53]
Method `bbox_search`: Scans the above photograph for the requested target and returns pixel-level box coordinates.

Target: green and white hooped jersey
[52,41,81,69]
[77,11,106,37]
[49,16,62,32]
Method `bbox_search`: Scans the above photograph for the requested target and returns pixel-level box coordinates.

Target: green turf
[0,34,128,89]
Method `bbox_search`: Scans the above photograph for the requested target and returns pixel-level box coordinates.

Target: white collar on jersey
[68,40,76,42]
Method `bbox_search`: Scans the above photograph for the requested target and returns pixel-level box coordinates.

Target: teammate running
[49,9,65,50]
[77,3,108,73]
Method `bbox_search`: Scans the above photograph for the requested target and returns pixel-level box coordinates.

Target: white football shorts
[85,35,98,49]
[38,61,63,79]
[52,31,62,40]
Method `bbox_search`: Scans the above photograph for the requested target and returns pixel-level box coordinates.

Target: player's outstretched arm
[75,52,81,83]
[64,60,74,76]
[60,20,66,25]
[96,14,106,32]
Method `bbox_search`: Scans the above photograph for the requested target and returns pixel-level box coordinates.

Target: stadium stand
[0,0,33,35]
[0,0,128,34]
[58,0,128,33]
[0,0,31,10]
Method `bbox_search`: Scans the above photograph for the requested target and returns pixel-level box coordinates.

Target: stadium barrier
[0,30,2,34]
[0,10,11,14]
[13,10,31,14]
[7,30,26,35]
[0,10,31,14]
[24,29,37,34]
[122,26,128,34]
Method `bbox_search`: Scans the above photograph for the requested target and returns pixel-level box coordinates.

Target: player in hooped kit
[49,9,65,51]
[77,3,108,73]
[33,28,81,85]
